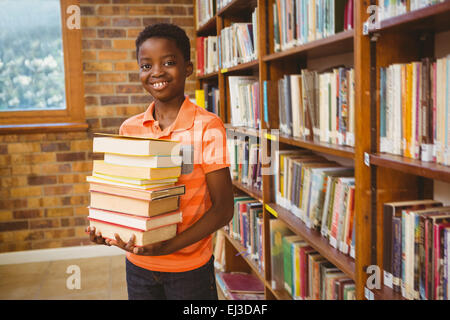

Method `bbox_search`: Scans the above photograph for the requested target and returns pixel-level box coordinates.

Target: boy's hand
[105,233,171,256]
[86,226,109,246]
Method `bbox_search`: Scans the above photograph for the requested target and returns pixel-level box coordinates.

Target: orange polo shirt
[119,96,230,272]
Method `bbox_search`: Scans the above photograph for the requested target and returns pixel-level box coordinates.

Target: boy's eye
[140,64,151,70]
[164,60,175,66]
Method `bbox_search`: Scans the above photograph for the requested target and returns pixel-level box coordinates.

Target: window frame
[0,0,87,133]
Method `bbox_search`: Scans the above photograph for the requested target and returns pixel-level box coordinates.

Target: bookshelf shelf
[225,124,260,137]
[278,134,355,160]
[370,153,450,183]
[232,180,263,202]
[263,29,354,62]
[196,15,217,36]
[217,0,258,17]
[369,1,450,34]
[266,203,356,281]
[222,231,265,284]
[196,71,219,80]
[221,59,259,74]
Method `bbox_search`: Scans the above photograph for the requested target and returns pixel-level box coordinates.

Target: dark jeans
[125,255,218,300]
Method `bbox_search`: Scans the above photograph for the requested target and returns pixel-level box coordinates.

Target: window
[0,0,86,132]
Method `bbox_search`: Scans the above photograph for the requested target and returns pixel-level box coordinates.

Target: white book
[291,75,302,138]
[331,69,338,144]
[86,175,175,190]
[91,173,177,186]
[104,153,182,168]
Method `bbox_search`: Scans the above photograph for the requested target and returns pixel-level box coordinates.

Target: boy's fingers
[125,234,135,251]
[133,247,144,255]
[114,233,126,248]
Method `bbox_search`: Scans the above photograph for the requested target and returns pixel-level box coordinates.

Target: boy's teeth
[153,81,167,88]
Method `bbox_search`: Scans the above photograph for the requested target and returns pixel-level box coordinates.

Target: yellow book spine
[195,89,205,109]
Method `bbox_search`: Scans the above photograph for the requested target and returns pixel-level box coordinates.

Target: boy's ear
[185,61,194,78]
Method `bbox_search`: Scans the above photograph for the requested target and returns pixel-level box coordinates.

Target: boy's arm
[108,167,234,256]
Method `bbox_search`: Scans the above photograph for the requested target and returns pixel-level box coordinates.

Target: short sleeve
[201,118,230,174]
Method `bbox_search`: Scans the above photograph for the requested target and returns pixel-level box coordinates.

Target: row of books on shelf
[86,134,185,246]
[227,136,263,191]
[270,219,356,299]
[379,55,450,166]
[220,10,258,69]
[224,196,264,271]
[195,83,220,116]
[196,36,219,76]
[195,0,216,30]
[383,199,450,300]
[273,0,354,52]
[378,0,446,22]
[264,67,356,147]
[274,149,356,258]
[229,76,261,129]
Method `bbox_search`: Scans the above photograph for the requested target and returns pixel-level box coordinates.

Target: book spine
[383,204,394,289]
[392,216,402,293]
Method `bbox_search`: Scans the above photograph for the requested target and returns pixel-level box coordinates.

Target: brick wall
[0,0,195,252]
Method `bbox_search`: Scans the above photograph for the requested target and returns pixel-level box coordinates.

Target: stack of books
[86,134,185,246]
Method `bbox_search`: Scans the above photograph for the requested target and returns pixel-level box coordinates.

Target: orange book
[89,190,179,217]
[88,218,177,246]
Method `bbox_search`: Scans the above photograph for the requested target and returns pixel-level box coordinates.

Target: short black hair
[135,23,191,62]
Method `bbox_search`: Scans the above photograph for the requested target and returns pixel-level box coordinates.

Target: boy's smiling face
[138,37,193,103]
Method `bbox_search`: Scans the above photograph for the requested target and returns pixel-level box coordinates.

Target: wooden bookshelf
[232,180,263,202]
[370,153,450,183]
[369,1,450,34]
[197,15,217,36]
[196,71,219,80]
[194,0,450,300]
[278,134,355,160]
[263,29,354,62]
[220,59,259,74]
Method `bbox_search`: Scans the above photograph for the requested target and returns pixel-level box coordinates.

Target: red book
[196,37,205,76]
[219,272,264,294]
[299,246,315,299]
[434,222,450,299]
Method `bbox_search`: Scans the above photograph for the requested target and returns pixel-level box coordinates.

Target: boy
[86,23,234,300]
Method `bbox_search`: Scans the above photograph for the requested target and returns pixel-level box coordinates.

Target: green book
[283,235,303,296]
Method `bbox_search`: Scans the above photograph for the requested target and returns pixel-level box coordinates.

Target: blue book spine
[263,81,269,124]
[380,68,387,138]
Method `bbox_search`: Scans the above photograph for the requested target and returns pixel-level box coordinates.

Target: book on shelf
[88,207,182,231]
[272,0,352,53]
[198,83,220,116]
[270,68,355,147]
[195,89,205,109]
[379,55,450,165]
[228,76,260,129]
[270,219,294,290]
[227,135,262,191]
[215,271,265,300]
[273,149,356,258]
[195,0,216,29]
[220,16,257,69]
[93,133,181,157]
[226,196,264,270]
[88,218,177,247]
[382,200,450,300]
[378,0,446,22]
[196,36,219,76]
[274,225,356,300]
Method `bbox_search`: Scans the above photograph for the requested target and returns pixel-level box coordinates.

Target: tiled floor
[0,246,225,300]
[0,255,128,300]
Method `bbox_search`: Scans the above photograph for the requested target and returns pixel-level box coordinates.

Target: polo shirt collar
[142,96,196,134]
